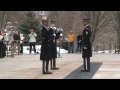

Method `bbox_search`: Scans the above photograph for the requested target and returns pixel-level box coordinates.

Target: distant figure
[76,34,82,53]
[2,30,8,55]
[81,19,92,72]
[67,31,75,53]
[20,33,24,54]
[29,29,37,54]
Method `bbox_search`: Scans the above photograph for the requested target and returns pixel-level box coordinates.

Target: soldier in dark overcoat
[40,19,52,74]
[49,21,60,70]
[81,19,92,72]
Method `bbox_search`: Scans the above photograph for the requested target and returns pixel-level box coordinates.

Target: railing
[0,40,26,58]
[2,40,119,59]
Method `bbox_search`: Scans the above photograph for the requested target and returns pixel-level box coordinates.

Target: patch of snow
[23,45,68,54]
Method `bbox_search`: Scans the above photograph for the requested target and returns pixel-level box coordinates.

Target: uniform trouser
[68,42,74,53]
[29,42,36,53]
[50,58,56,69]
[42,60,49,73]
[83,57,90,71]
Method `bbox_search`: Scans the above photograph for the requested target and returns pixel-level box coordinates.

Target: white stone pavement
[0,53,120,79]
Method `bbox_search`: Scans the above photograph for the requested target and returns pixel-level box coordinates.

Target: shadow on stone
[64,62,103,79]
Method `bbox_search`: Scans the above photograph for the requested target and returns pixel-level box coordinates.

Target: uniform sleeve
[41,29,45,39]
[82,29,88,49]
[83,27,91,39]
[83,29,87,38]
[87,26,92,38]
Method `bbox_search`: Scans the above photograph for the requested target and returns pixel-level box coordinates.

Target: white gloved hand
[53,34,56,37]
[84,47,87,50]
[79,40,81,43]
[86,31,88,35]
[60,33,63,36]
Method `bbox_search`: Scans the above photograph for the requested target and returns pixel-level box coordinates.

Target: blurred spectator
[29,29,37,54]
[67,31,75,53]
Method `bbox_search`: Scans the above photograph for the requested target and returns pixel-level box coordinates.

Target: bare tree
[0,11,9,29]
[48,11,81,35]
[112,11,120,50]
[48,11,115,49]
[80,11,113,46]
[0,11,27,31]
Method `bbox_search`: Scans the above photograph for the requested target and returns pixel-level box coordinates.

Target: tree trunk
[0,11,6,29]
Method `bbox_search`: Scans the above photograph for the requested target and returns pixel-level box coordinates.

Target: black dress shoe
[45,71,52,74]
[51,67,59,70]
[43,71,47,74]
[81,70,87,72]
[81,70,90,72]
[42,71,46,74]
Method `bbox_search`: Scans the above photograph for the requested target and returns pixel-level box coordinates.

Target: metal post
[115,44,116,54]
[109,44,111,54]
[103,44,105,53]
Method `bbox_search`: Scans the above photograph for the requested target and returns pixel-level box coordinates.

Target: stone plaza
[0,53,120,79]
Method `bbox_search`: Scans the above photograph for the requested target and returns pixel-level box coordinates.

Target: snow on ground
[93,50,115,54]
[23,45,68,54]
